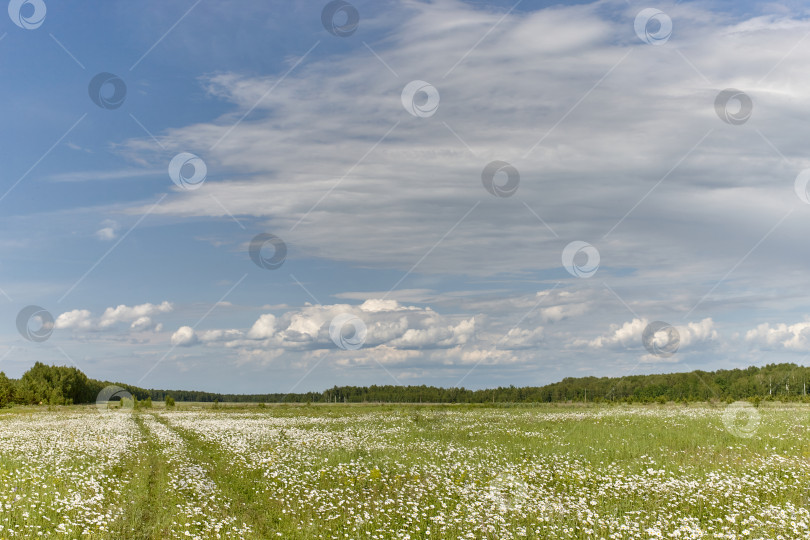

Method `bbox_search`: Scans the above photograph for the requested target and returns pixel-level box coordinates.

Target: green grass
[107,415,181,539]
[0,402,809,538]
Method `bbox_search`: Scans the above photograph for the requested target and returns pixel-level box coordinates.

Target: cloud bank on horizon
[3,0,810,393]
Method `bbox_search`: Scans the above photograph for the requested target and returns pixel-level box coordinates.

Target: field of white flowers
[0,402,808,539]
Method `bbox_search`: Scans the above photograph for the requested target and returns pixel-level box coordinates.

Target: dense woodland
[2,362,810,408]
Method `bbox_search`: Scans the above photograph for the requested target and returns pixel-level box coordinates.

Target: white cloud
[55,302,174,332]
[199,329,244,342]
[334,345,422,367]
[680,318,719,347]
[745,320,810,351]
[120,0,810,299]
[334,289,436,303]
[540,303,588,324]
[158,291,727,371]
[439,345,521,367]
[54,309,94,330]
[359,299,415,312]
[172,300,479,361]
[171,326,198,347]
[246,314,276,339]
[35,1,810,387]
[584,318,718,352]
[99,302,173,328]
[497,326,545,349]
[584,318,648,350]
[94,227,117,241]
[388,317,475,349]
[94,219,119,241]
[130,316,153,331]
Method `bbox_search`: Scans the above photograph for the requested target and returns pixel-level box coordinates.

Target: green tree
[17,362,93,404]
[0,372,14,407]
[49,386,64,406]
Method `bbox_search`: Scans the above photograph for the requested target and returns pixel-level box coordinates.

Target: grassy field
[0,402,808,539]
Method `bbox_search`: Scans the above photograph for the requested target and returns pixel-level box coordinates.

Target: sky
[2,0,810,394]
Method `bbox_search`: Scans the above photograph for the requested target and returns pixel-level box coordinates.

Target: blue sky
[3,0,810,394]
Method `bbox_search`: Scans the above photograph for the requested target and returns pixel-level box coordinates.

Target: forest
[2,361,810,407]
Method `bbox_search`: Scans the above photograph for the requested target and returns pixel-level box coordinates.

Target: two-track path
[110,412,259,539]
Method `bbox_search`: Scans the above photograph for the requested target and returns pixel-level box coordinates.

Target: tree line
[2,361,810,408]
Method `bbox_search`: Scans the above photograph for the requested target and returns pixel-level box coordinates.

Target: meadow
[0,402,808,539]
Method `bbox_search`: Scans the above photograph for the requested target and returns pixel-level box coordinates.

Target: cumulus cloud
[169,300,481,362]
[246,314,276,339]
[54,302,173,332]
[388,317,475,349]
[199,329,244,343]
[497,326,545,350]
[130,316,153,331]
[584,318,718,353]
[158,290,729,371]
[359,299,415,313]
[54,309,94,330]
[680,319,719,347]
[745,320,810,351]
[99,302,173,328]
[171,326,198,347]
[584,318,648,350]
